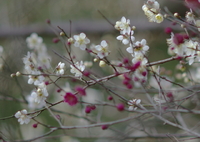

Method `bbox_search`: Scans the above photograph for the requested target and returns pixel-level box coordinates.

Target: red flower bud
[117,103,124,111]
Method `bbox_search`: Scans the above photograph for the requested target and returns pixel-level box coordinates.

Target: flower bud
[60,32,65,36]
[107,96,113,101]
[67,37,74,45]
[16,71,21,76]
[94,58,99,62]
[132,26,136,30]
[101,125,108,130]
[10,73,16,78]
[174,13,179,18]
[117,103,124,111]
[53,38,60,43]
[46,19,51,24]
[99,60,106,67]
[164,27,172,34]
[32,123,38,128]
[85,106,91,114]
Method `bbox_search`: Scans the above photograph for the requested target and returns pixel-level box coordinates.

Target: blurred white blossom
[26,33,43,49]
[31,82,49,104]
[70,61,85,77]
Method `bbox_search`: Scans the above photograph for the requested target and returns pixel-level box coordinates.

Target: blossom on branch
[115,16,131,34]
[116,30,135,45]
[26,94,46,109]
[167,33,188,56]
[142,0,164,23]
[95,40,110,59]
[23,52,37,74]
[73,33,90,50]
[127,99,141,110]
[70,61,85,77]
[15,109,31,125]
[126,39,149,56]
[28,71,45,86]
[31,82,49,104]
[56,62,65,75]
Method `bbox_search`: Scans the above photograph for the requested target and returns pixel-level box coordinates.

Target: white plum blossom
[117,30,135,45]
[95,40,110,59]
[15,109,31,125]
[37,52,51,69]
[35,43,47,53]
[73,33,90,50]
[70,61,85,77]
[90,44,98,55]
[146,0,160,9]
[184,40,199,65]
[167,33,200,65]
[27,94,46,109]
[115,17,131,34]
[155,14,164,23]
[186,12,195,23]
[127,39,149,56]
[31,82,49,104]
[56,62,65,75]
[127,99,141,110]
[23,52,37,74]
[186,40,199,56]
[132,54,148,66]
[28,71,45,86]
[167,33,187,56]
[26,33,43,49]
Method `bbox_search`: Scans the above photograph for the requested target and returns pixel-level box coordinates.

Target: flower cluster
[69,32,110,65]
[14,34,53,124]
[8,0,200,140]
[115,16,149,86]
[24,35,51,76]
[142,0,164,23]
[167,33,200,65]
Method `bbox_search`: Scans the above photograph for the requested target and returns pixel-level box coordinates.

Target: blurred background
[0,0,192,142]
